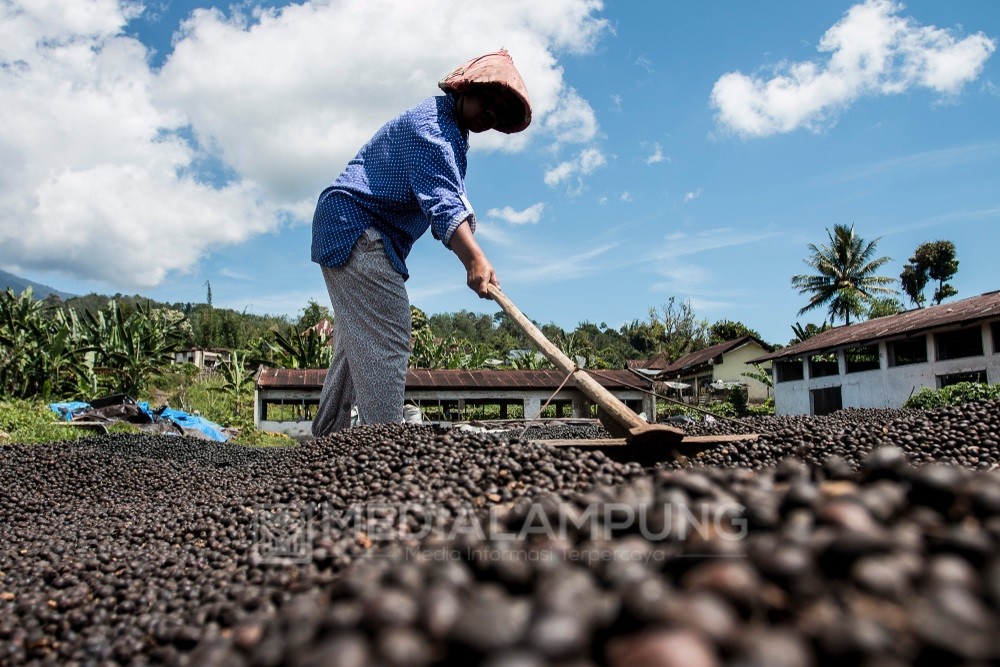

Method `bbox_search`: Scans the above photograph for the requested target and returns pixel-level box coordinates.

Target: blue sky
[1,0,997,346]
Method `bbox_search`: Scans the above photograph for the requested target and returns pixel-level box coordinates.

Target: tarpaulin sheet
[49,398,228,442]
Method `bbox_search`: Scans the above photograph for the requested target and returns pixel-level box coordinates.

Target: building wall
[713,344,772,402]
[774,322,999,415]
[671,342,772,403]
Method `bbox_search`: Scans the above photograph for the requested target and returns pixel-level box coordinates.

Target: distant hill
[0,269,75,300]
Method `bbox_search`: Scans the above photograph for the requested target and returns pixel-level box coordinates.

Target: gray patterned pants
[312,229,411,436]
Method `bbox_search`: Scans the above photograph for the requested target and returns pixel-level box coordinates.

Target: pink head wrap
[438,49,532,134]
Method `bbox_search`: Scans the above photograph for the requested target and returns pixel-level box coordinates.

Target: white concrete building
[752,291,1000,416]
[173,348,231,370]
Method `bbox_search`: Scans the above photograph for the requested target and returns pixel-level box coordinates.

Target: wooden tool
[488,285,750,453]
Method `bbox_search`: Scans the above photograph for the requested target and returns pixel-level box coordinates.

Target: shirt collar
[443,92,469,144]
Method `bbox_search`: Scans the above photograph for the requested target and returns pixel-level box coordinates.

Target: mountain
[0,269,75,300]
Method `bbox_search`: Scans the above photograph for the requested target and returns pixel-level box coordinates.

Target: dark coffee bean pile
[0,401,997,665]
[191,443,1000,667]
[517,423,610,441]
[0,425,639,665]
[667,400,1000,471]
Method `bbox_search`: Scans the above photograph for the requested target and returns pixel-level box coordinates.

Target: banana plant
[87,300,187,396]
[0,288,96,399]
[265,325,333,369]
[209,350,255,417]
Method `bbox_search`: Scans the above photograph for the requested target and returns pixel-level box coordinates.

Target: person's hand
[466,256,498,298]
[450,218,499,298]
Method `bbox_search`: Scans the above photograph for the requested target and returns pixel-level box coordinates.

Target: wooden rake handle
[486,284,645,431]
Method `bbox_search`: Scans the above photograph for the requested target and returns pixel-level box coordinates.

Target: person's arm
[449,217,498,298]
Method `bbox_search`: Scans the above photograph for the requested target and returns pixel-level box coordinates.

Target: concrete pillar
[642,392,656,421]
[571,394,589,418]
[253,389,261,428]
[524,397,541,420]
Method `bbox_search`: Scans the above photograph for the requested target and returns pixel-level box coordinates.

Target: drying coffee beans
[0,400,997,665]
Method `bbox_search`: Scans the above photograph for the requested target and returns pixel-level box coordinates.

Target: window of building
[808,352,839,378]
[888,336,927,366]
[776,359,804,382]
[845,344,880,373]
[992,321,1000,353]
[937,370,987,388]
[811,386,842,416]
[935,327,983,361]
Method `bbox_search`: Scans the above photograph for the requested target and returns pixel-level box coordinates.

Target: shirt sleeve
[407,121,474,248]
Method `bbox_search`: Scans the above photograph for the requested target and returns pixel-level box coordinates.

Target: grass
[0,370,293,447]
[0,399,141,445]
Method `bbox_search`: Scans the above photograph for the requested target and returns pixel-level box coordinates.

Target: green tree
[789,321,831,346]
[900,240,959,307]
[709,320,762,345]
[650,297,710,361]
[867,297,904,319]
[297,299,332,330]
[791,224,896,325]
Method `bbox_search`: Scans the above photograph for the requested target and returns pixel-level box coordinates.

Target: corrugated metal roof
[627,336,771,376]
[255,367,645,390]
[657,336,769,375]
[752,290,1000,363]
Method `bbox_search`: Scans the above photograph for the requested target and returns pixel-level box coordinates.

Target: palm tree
[791,224,896,326]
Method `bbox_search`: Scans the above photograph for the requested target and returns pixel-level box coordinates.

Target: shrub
[727,386,748,415]
[0,400,142,444]
[903,382,1000,409]
[746,398,776,416]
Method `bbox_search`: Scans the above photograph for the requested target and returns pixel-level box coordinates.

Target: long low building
[752,290,1000,416]
[254,367,655,437]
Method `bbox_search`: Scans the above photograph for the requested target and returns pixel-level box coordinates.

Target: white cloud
[544,147,608,186]
[0,0,277,288]
[684,189,703,202]
[655,227,782,260]
[711,0,996,137]
[0,0,608,289]
[620,191,634,202]
[611,94,623,111]
[543,87,599,144]
[487,203,545,225]
[505,241,621,283]
[646,142,665,164]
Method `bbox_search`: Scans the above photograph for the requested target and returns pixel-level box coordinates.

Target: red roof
[752,290,1000,363]
[255,367,645,391]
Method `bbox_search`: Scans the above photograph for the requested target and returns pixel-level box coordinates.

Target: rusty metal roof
[626,336,771,376]
[255,367,646,390]
[752,290,1000,363]
[657,336,770,376]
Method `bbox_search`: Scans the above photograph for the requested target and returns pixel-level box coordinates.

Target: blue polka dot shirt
[311,93,474,280]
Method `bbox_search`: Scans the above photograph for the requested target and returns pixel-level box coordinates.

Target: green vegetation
[900,240,960,308]
[0,399,140,445]
[0,279,824,443]
[791,223,896,325]
[903,382,1000,410]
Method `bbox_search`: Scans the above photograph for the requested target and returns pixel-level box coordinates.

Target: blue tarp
[50,401,92,421]
[49,400,228,442]
[156,407,228,442]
